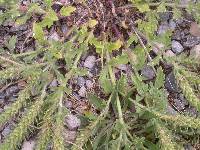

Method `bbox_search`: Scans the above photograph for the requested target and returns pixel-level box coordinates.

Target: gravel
[171,40,184,54]
[84,55,96,69]
[65,114,81,130]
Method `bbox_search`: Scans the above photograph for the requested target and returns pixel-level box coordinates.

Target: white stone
[171,40,184,54]
[65,114,81,130]
[84,56,96,69]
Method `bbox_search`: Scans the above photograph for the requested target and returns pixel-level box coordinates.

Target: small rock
[174,98,185,111]
[84,56,96,69]
[49,32,60,41]
[2,125,11,137]
[63,129,77,143]
[49,79,58,87]
[86,80,93,89]
[64,100,73,109]
[78,86,86,97]
[6,85,19,96]
[141,65,155,80]
[183,35,200,48]
[169,20,176,30]
[167,105,177,115]
[21,140,35,150]
[77,77,85,87]
[165,72,179,93]
[165,50,175,57]
[65,114,81,130]
[171,40,184,54]
[116,64,127,71]
[190,44,200,58]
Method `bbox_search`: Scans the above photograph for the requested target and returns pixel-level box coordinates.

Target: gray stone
[84,55,96,69]
[86,80,93,89]
[78,86,86,97]
[65,114,81,130]
[171,40,184,54]
[183,36,200,48]
[169,20,176,30]
[2,125,11,137]
[165,72,179,93]
[117,64,127,71]
[77,77,85,87]
[174,98,185,111]
[64,100,73,109]
[49,79,58,87]
[141,65,155,80]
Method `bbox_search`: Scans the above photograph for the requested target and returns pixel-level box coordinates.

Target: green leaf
[127,34,137,48]
[106,40,122,52]
[6,35,17,51]
[99,68,113,94]
[108,54,129,67]
[88,93,106,110]
[33,23,45,43]
[40,9,58,28]
[60,6,76,16]
[154,67,165,89]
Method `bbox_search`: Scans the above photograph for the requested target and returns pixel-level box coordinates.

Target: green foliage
[0,0,200,149]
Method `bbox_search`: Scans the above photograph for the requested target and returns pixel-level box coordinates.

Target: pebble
[65,114,81,130]
[183,35,200,48]
[49,79,58,87]
[84,55,96,69]
[165,72,179,93]
[2,125,11,137]
[116,64,127,71]
[171,40,184,54]
[78,86,86,97]
[174,98,185,111]
[141,65,155,80]
[169,19,176,30]
[86,80,93,89]
[77,77,85,87]
[21,140,35,150]
[64,100,73,109]
[190,44,200,58]
[6,85,19,96]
